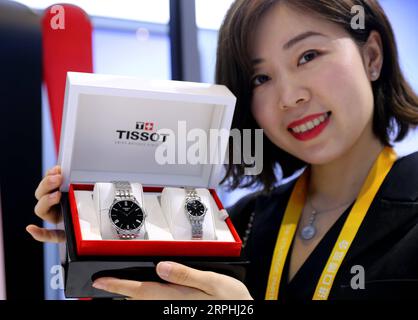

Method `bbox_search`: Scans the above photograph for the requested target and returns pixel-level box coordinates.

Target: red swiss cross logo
[144,122,154,131]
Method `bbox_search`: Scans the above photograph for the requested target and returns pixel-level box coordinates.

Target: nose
[277,77,310,110]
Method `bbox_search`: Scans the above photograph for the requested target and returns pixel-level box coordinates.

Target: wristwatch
[109,182,147,240]
[184,187,207,240]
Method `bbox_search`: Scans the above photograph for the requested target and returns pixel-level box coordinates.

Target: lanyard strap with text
[265,147,397,300]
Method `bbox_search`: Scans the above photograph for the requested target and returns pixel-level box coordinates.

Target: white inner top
[59,72,236,191]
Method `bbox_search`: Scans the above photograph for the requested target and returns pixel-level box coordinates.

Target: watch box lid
[58,72,237,192]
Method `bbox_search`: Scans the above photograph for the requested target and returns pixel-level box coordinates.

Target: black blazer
[228,151,418,300]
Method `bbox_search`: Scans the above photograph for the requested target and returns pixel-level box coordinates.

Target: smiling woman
[250,3,381,168]
[218,0,418,192]
[216,0,418,300]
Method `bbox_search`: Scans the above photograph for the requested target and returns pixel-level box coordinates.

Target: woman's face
[250,3,380,165]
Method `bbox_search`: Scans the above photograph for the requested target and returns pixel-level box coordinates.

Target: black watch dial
[110,200,144,231]
[186,200,206,217]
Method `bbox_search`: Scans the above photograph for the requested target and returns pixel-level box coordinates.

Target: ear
[362,31,384,81]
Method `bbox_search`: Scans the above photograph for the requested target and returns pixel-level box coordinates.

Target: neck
[308,136,385,207]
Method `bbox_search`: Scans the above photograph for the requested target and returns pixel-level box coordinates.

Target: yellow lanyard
[265,147,397,300]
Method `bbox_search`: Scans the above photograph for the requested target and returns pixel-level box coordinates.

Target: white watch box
[57,72,247,298]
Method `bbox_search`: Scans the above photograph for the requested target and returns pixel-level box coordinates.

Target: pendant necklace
[300,197,353,241]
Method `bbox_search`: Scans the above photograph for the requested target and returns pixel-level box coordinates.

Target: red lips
[288,112,331,142]
[287,112,329,130]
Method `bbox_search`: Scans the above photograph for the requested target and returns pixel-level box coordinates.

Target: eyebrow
[283,31,327,50]
[251,31,328,66]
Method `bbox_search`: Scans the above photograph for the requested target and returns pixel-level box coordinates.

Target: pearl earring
[371,71,379,80]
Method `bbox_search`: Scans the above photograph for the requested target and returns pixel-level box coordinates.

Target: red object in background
[42,4,93,154]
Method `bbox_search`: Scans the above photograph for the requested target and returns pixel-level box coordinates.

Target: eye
[252,74,271,87]
[298,50,319,66]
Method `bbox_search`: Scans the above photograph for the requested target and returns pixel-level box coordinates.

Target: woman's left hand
[92,261,253,300]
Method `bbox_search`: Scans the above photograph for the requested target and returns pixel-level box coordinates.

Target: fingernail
[25,226,33,235]
[157,262,173,279]
[92,280,106,290]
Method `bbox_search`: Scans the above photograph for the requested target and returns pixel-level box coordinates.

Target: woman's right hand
[26,165,66,243]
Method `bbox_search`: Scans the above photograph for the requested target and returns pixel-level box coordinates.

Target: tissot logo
[136,121,154,131]
[116,121,170,144]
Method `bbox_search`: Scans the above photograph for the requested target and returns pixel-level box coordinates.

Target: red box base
[69,184,242,257]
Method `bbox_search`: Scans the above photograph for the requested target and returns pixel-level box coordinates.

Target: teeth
[290,112,329,134]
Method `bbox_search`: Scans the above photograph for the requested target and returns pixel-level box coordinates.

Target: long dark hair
[216,0,418,193]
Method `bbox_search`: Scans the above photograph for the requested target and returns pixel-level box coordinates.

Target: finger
[92,277,210,300]
[35,173,63,200]
[45,165,61,177]
[34,191,63,224]
[156,261,217,294]
[26,224,66,243]
[93,278,154,299]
